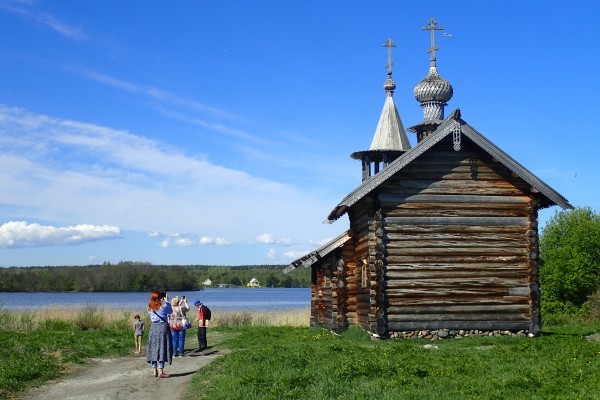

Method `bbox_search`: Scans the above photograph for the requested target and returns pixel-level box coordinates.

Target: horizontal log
[386,321,530,331]
[385,270,527,280]
[378,193,531,205]
[387,313,528,322]
[386,296,529,306]
[386,255,528,263]
[384,216,529,226]
[386,304,530,314]
[384,279,528,290]
[383,178,529,192]
[385,232,524,242]
[385,239,525,249]
[383,208,530,218]
[385,287,510,297]
[385,263,528,271]
[384,247,528,256]
[386,172,515,181]
[383,189,529,200]
[384,225,529,234]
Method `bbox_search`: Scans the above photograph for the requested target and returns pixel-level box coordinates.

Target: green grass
[0,304,134,399]
[188,324,600,400]
[2,304,599,400]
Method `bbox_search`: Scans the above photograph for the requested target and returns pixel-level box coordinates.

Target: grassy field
[1,305,598,399]
[190,324,600,400]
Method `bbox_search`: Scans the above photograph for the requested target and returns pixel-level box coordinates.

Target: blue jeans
[151,361,165,369]
[171,329,186,355]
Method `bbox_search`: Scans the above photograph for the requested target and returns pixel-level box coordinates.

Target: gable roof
[327,109,573,222]
[283,229,353,274]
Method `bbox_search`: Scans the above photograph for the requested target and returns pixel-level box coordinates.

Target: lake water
[0,288,310,311]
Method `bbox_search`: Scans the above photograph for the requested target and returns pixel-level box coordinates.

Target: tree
[540,207,600,314]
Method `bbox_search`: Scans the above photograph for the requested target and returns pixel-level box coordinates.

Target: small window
[361,262,368,288]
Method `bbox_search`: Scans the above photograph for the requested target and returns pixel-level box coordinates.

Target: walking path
[20,333,230,400]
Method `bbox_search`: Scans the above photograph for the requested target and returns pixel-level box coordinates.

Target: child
[133,314,145,354]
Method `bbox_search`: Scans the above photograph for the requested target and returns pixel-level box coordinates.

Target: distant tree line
[0,262,309,292]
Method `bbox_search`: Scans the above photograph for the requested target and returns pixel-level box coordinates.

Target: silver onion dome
[414,66,453,103]
[414,18,453,121]
[414,66,453,121]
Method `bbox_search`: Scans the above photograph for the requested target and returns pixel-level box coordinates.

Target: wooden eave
[326,109,573,222]
[283,229,354,274]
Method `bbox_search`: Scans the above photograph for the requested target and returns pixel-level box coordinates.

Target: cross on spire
[383,38,396,74]
[422,18,443,66]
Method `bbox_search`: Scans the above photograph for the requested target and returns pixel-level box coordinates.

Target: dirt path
[20,333,231,400]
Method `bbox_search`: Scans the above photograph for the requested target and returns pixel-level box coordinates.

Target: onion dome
[414,66,453,104]
[383,71,396,93]
[413,18,453,122]
[414,65,453,121]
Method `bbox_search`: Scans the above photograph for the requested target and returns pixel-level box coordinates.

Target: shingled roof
[327,109,573,222]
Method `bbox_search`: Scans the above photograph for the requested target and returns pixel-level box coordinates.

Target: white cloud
[255,233,292,246]
[0,1,87,40]
[255,233,274,244]
[0,105,340,255]
[0,221,121,248]
[199,237,232,246]
[159,236,197,248]
[266,248,276,259]
[282,250,310,260]
[276,237,292,246]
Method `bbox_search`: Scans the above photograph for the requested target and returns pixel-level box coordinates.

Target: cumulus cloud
[0,221,121,248]
[0,105,340,262]
[255,233,274,244]
[255,233,292,246]
[199,237,232,246]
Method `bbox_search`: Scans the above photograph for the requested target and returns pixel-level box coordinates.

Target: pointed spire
[369,38,410,152]
[351,39,411,181]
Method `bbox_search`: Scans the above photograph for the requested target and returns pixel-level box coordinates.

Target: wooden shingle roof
[327,109,573,222]
[283,229,353,274]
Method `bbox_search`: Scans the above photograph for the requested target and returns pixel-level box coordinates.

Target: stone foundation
[387,329,533,340]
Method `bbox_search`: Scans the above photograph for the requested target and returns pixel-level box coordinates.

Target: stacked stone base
[387,329,533,340]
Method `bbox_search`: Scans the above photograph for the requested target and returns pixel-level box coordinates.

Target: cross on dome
[422,18,443,67]
[382,38,396,74]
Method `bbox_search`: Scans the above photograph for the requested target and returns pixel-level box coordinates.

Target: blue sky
[1,1,598,267]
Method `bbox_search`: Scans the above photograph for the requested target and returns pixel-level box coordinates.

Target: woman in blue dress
[146,291,173,378]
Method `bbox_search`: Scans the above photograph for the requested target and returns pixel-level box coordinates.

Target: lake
[0,287,310,311]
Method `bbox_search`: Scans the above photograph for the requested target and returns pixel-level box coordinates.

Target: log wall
[310,242,355,332]
[348,198,374,331]
[379,137,541,333]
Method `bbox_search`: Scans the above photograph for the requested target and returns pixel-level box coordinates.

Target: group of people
[134,290,210,378]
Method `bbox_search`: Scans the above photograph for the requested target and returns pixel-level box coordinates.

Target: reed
[2,305,310,331]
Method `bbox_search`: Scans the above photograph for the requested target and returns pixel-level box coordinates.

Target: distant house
[247,278,260,288]
[202,279,212,286]
[284,23,573,337]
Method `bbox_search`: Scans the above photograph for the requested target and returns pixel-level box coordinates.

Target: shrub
[540,207,600,316]
[75,303,106,330]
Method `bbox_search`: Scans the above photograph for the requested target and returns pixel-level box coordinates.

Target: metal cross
[382,38,396,74]
[422,18,443,64]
